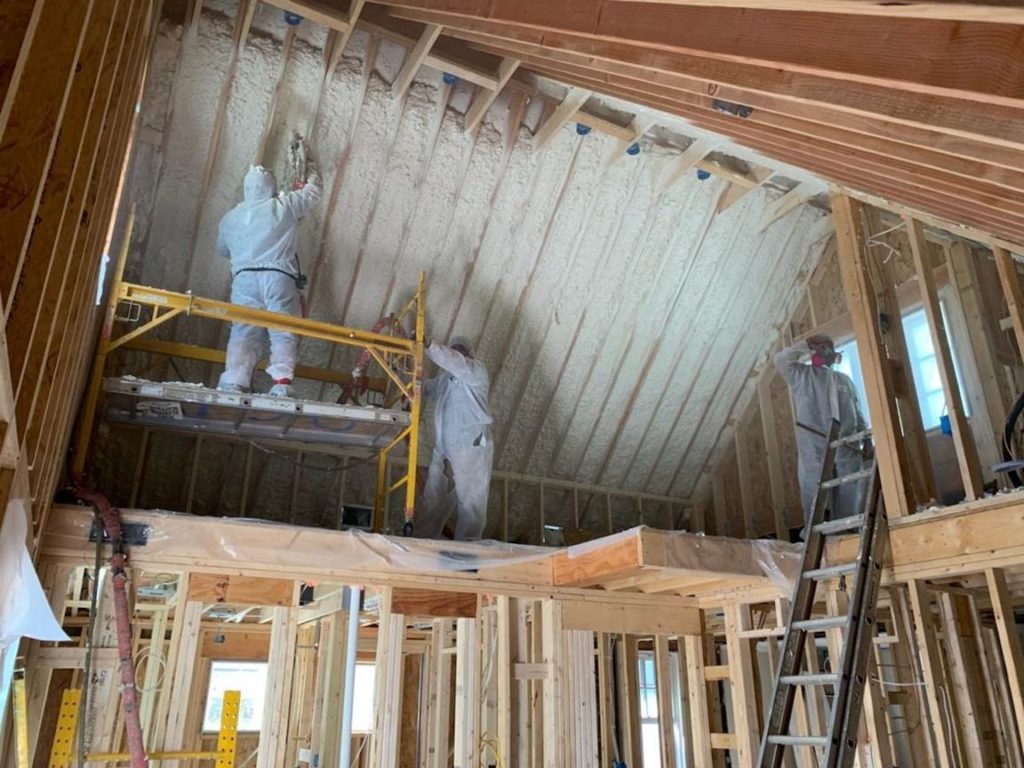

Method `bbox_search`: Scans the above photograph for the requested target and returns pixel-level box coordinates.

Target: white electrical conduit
[339,586,362,768]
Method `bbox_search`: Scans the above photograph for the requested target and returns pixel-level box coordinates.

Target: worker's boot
[269,379,293,398]
[217,382,247,394]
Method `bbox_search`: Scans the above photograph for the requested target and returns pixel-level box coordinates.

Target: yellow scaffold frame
[49,688,240,767]
[73,209,426,533]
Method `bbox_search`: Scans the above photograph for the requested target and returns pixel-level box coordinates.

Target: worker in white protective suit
[417,337,493,541]
[216,164,321,397]
[774,335,870,536]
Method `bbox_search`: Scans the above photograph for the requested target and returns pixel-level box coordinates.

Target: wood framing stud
[533,87,591,149]
[464,57,520,132]
[392,23,443,98]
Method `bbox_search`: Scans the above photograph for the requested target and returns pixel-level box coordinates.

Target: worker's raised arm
[773,339,812,385]
[426,343,487,386]
[282,167,322,220]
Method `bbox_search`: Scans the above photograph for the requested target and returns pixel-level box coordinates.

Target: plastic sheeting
[49,506,556,575]
[0,497,69,647]
[567,526,803,592]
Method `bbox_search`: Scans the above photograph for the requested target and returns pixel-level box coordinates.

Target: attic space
[5,1,1024,767]
[94,0,829,540]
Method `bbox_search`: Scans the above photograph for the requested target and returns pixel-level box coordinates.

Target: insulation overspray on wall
[104,3,825,538]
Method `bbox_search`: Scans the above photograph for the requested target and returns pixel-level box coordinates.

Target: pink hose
[76,488,148,768]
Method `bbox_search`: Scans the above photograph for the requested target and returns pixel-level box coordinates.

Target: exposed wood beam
[263,0,354,32]
[381,3,1024,145]
[573,110,635,142]
[717,166,773,214]
[905,215,985,499]
[602,113,653,169]
[761,181,818,230]
[533,86,592,149]
[391,22,443,97]
[439,21,1024,185]
[463,56,519,132]
[986,568,1024,746]
[655,139,712,196]
[358,13,503,90]
[607,0,1024,24]
[995,246,1024,361]
[832,191,914,517]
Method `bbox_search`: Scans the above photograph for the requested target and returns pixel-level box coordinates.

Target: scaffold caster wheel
[403,521,414,537]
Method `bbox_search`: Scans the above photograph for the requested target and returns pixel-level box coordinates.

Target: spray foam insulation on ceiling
[122,1,828,504]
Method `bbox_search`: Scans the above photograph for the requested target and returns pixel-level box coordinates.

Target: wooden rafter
[533,86,591,148]
[391,22,443,98]
[363,1,1024,243]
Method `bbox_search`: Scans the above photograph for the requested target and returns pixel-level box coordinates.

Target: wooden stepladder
[758,422,886,768]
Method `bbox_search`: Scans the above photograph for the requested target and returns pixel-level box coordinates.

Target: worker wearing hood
[216,164,321,397]
[774,335,870,536]
[417,337,493,540]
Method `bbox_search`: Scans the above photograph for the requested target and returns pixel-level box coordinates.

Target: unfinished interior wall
[707,198,1024,538]
[94,0,828,536]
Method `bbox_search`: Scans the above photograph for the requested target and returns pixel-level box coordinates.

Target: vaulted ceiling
[325,0,1024,248]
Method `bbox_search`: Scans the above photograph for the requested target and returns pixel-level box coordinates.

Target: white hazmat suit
[216,165,321,393]
[774,340,869,530]
[418,339,493,541]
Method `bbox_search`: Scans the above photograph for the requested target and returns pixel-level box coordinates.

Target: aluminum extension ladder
[757,421,886,768]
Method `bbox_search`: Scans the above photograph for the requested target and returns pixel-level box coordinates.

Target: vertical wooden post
[258,602,299,768]
[597,633,617,768]
[568,630,599,766]
[758,370,790,542]
[861,209,936,506]
[947,243,1011,427]
[617,634,644,768]
[735,429,757,539]
[995,248,1024,363]
[542,600,566,768]
[937,592,998,767]
[370,587,406,768]
[724,604,761,767]
[684,634,713,768]
[654,635,679,768]
[907,581,957,768]
[906,216,984,499]
[888,589,938,767]
[832,192,914,517]
[496,596,517,762]
[159,596,203,766]
[426,620,454,768]
[987,569,1024,749]
[317,609,350,768]
[454,617,480,768]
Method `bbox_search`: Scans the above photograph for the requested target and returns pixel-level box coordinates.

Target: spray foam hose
[76,487,149,768]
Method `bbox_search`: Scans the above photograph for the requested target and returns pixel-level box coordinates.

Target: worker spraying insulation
[417,337,494,540]
[774,334,871,537]
[216,133,320,397]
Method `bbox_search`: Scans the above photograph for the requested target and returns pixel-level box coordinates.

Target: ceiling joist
[359,0,1024,247]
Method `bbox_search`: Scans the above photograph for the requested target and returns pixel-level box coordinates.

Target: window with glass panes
[832,304,967,431]
[637,652,663,768]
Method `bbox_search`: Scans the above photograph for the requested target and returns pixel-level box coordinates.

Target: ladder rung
[820,468,873,490]
[780,673,838,686]
[803,561,859,581]
[792,615,847,633]
[829,429,872,448]
[814,514,865,535]
[768,735,830,747]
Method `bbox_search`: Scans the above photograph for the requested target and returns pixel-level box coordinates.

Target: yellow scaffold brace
[49,689,240,767]
[73,202,426,534]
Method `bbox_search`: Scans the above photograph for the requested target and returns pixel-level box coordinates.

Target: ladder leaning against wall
[758,421,886,768]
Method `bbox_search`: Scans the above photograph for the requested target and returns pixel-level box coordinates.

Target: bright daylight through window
[834,305,968,431]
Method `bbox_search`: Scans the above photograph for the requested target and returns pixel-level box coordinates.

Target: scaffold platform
[103,377,411,448]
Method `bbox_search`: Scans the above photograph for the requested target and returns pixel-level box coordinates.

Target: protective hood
[450,335,473,354]
[243,166,276,204]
